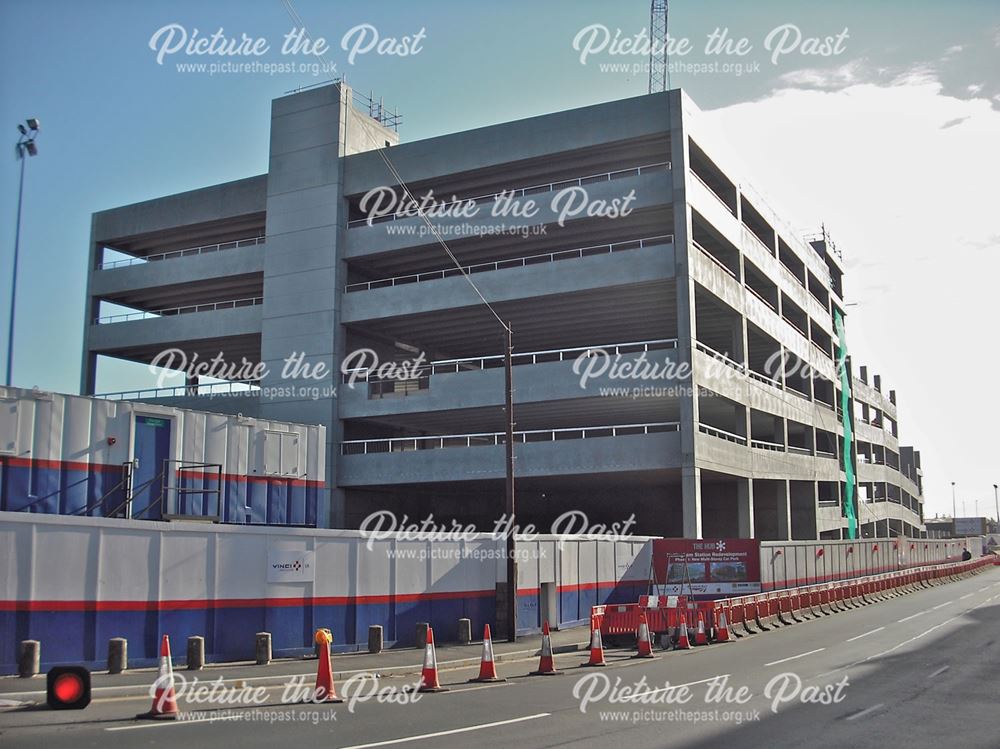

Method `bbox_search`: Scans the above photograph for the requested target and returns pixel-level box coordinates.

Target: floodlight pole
[6,121,39,387]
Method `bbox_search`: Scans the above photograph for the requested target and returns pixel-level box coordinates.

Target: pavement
[3,565,1000,748]
[0,624,591,701]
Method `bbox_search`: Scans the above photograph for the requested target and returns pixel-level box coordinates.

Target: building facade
[80,83,925,538]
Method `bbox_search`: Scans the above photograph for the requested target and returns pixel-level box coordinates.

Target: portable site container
[0,387,326,525]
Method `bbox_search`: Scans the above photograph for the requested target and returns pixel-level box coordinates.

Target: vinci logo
[267,551,315,581]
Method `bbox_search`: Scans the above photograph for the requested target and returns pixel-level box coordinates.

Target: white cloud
[702,76,1000,520]
[967,83,983,95]
[778,60,867,89]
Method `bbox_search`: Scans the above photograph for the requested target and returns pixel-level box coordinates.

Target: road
[2,566,999,748]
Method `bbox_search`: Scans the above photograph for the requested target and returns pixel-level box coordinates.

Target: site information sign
[652,539,761,595]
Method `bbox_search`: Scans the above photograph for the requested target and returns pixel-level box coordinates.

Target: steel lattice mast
[649,0,668,93]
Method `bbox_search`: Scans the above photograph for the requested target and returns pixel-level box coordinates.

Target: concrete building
[80,83,926,538]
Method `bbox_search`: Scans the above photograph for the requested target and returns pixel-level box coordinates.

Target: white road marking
[959,593,973,600]
[106,714,244,731]
[927,665,950,679]
[846,703,884,721]
[337,713,551,749]
[932,601,953,610]
[765,648,825,667]
[897,611,927,623]
[846,627,885,643]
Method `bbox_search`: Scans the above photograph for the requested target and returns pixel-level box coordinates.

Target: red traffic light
[46,666,91,710]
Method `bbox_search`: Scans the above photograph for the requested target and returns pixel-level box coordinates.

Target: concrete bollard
[187,636,205,671]
[256,632,272,665]
[368,625,383,654]
[18,640,40,678]
[457,618,472,645]
[108,637,128,674]
[415,622,429,649]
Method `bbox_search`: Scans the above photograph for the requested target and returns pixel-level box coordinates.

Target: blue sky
[1,0,998,517]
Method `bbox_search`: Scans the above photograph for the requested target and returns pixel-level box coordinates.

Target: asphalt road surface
[3,566,999,749]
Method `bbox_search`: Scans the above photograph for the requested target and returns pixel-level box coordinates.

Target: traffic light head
[46,666,91,710]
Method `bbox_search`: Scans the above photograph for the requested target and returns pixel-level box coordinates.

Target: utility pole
[504,322,516,642]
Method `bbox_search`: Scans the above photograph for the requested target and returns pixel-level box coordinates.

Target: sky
[0,0,998,519]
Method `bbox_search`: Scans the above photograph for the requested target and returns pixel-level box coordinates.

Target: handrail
[688,169,736,216]
[694,341,745,372]
[341,421,680,455]
[698,423,747,445]
[747,368,782,388]
[342,338,679,383]
[348,161,671,227]
[693,240,738,279]
[95,296,263,324]
[95,380,261,401]
[751,438,785,452]
[787,444,813,455]
[745,282,777,312]
[99,236,264,270]
[346,235,674,292]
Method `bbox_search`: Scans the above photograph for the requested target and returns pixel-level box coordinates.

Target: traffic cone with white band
[583,615,607,666]
[469,624,504,682]
[137,635,179,719]
[530,620,562,675]
[634,610,656,658]
[418,626,447,692]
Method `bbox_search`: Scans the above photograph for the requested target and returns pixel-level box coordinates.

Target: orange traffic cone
[469,624,504,682]
[418,626,447,692]
[694,611,709,646]
[137,635,179,719]
[675,618,691,650]
[634,611,656,658]
[715,610,731,643]
[582,616,607,666]
[309,630,344,703]
[530,620,562,675]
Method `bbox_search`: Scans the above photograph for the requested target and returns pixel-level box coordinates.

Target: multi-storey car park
[78,83,926,538]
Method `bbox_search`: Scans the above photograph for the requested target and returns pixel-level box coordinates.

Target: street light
[993,484,998,533]
[951,481,957,536]
[6,118,40,387]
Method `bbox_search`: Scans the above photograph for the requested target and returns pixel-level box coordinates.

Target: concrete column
[457,618,472,645]
[367,625,383,654]
[682,465,702,538]
[255,632,272,665]
[18,640,39,678]
[737,478,754,538]
[187,636,205,671]
[670,89,701,543]
[776,480,792,540]
[107,637,128,674]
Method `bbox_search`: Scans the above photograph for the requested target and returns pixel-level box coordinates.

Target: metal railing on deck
[95,381,261,401]
[95,296,263,324]
[698,423,747,445]
[99,236,264,270]
[345,235,674,292]
[341,421,680,455]
[342,338,678,384]
[347,161,671,227]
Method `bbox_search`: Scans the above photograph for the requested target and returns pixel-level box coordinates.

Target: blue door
[133,415,171,519]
